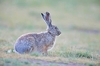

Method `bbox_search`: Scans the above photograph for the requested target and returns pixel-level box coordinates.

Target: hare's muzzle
[57,31,61,36]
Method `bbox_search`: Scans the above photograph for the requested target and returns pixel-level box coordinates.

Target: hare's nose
[59,31,61,35]
[58,31,61,36]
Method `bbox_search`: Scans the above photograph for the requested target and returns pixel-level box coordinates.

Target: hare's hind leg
[24,45,34,53]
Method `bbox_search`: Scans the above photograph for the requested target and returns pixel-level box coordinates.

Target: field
[0,0,100,66]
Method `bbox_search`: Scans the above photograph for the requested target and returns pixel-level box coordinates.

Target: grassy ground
[0,0,100,66]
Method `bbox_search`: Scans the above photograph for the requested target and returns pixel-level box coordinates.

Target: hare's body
[15,32,55,54]
[14,12,61,55]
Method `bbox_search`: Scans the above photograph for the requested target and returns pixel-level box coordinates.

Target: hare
[14,12,61,55]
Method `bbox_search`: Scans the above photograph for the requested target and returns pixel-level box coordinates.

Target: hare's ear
[41,12,52,28]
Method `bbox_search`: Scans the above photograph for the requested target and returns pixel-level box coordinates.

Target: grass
[0,58,31,66]
[0,0,100,66]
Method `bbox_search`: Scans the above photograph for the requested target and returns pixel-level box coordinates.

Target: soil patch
[28,59,86,66]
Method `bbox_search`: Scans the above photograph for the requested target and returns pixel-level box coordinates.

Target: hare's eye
[55,27,57,29]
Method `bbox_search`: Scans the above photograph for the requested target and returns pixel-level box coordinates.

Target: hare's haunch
[14,12,61,55]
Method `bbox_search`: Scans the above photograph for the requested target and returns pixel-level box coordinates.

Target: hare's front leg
[42,45,49,56]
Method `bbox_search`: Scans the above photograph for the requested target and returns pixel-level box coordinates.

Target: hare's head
[41,12,61,36]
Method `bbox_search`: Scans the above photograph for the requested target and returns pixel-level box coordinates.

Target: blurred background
[0,0,100,66]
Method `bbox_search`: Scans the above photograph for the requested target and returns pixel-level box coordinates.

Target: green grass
[0,58,32,66]
[0,0,100,66]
